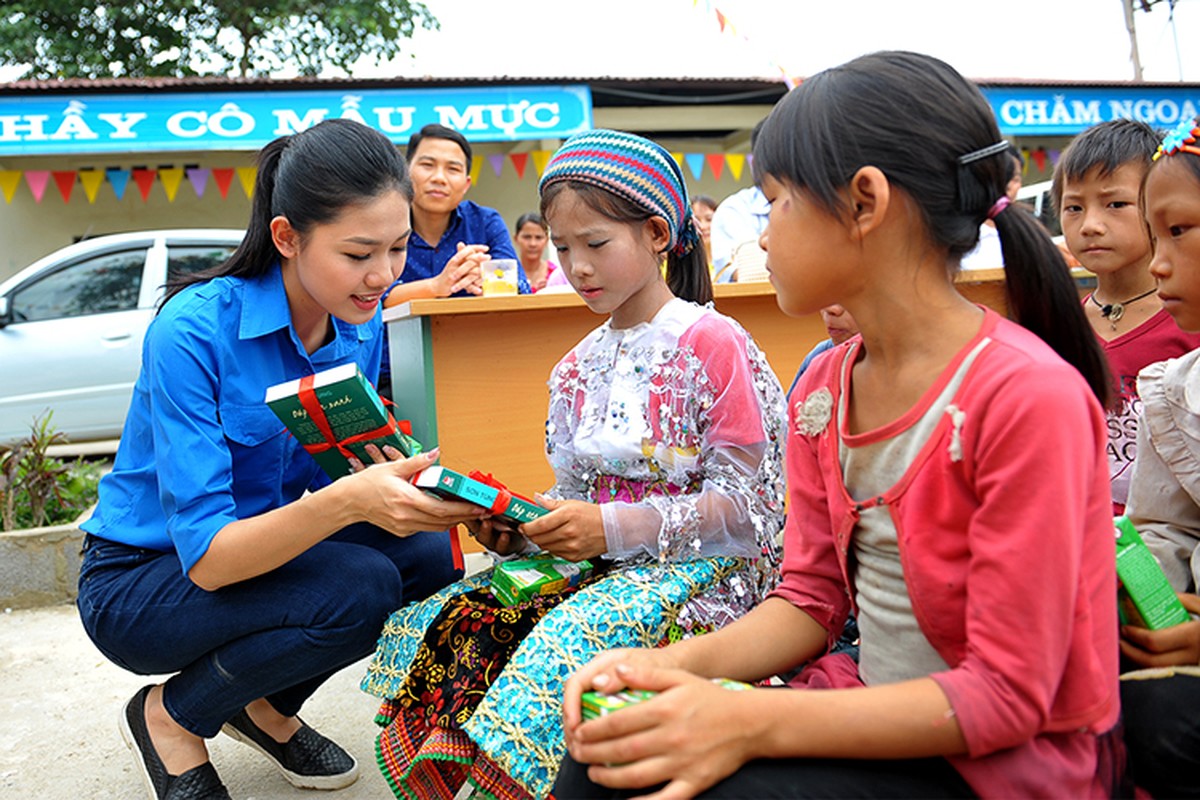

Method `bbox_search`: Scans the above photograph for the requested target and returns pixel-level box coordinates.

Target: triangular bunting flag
[80,170,105,203]
[726,153,746,181]
[487,153,505,178]
[0,170,22,203]
[684,153,705,180]
[1048,149,1062,168]
[705,153,726,181]
[1031,148,1047,172]
[159,167,184,201]
[107,168,131,200]
[186,167,209,198]
[715,9,727,31]
[212,168,235,199]
[25,170,50,203]
[532,150,552,177]
[671,151,685,170]
[469,156,482,184]
[236,166,256,198]
[510,153,529,180]
[132,168,156,201]
[52,170,76,203]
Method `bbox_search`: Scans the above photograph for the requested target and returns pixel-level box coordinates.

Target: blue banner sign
[0,84,593,155]
[981,86,1200,136]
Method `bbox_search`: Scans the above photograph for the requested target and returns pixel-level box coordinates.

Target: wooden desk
[384,269,1092,549]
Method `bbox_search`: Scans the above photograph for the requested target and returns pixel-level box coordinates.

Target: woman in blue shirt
[77,119,482,800]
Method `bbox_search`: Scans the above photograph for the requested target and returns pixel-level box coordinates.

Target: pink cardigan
[773,309,1120,798]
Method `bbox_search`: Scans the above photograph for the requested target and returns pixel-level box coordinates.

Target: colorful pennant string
[0,149,816,205]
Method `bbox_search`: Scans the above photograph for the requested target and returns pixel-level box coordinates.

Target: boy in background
[1054,119,1200,514]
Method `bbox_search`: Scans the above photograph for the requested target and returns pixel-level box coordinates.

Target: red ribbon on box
[468,470,537,517]
[295,374,414,460]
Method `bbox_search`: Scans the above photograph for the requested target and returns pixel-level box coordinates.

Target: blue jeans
[77,523,460,738]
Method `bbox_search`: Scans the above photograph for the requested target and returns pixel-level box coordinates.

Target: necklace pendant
[1108,302,1125,323]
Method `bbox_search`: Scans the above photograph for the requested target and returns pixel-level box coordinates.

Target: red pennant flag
[132,168,156,201]
[510,153,529,180]
[705,153,726,181]
[52,170,77,203]
[212,167,235,199]
[1031,148,1047,172]
[715,9,727,31]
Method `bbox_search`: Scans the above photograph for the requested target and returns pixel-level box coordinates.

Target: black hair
[162,119,411,308]
[540,181,713,306]
[514,211,548,234]
[1051,118,1161,210]
[752,50,1111,407]
[1008,143,1025,171]
[406,123,472,165]
[692,195,718,211]
[1145,115,1200,220]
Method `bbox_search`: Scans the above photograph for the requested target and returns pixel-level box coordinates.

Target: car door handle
[101,332,133,342]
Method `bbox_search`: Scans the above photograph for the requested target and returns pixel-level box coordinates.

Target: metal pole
[1124,0,1145,81]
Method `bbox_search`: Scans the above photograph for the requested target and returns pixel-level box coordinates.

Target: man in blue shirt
[383,124,529,306]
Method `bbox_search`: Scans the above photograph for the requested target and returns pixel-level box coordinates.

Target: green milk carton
[1115,515,1191,630]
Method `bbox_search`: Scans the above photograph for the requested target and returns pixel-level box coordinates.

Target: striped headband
[539,129,699,256]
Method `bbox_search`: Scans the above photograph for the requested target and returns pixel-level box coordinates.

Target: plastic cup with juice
[482,258,519,296]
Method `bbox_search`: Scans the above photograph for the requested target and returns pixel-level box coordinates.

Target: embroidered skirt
[362,557,743,800]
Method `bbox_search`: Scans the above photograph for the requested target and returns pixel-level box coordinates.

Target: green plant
[0,412,102,531]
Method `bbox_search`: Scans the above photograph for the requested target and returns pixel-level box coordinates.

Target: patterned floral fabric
[361,298,787,799]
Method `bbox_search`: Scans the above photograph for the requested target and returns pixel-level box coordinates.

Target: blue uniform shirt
[383,200,530,298]
[81,263,382,575]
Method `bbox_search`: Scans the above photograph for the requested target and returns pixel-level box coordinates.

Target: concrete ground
[1,551,491,799]
[0,602,395,799]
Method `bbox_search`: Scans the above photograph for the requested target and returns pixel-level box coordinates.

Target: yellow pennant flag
[0,170,20,202]
[531,150,552,177]
[671,152,685,170]
[470,155,483,185]
[159,167,184,202]
[726,153,747,182]
[236,166,257,199]
[80,170,105,203]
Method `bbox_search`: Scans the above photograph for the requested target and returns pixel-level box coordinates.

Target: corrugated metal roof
[4,73,1195,90]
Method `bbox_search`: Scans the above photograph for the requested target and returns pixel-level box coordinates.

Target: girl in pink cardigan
[556,51,1122,800]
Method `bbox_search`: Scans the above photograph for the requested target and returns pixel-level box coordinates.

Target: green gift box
[581,678,753,721]
[413,465,548,526]
[490,553,592,606]
[265,363,423,481]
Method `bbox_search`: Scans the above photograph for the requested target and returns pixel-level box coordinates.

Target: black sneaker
[221,709,358,790]
[119,685,232,800]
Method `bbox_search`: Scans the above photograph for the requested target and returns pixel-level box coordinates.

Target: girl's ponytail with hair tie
[987,196,1011,220]
[673,215,701,257]
[954,139,1011,219]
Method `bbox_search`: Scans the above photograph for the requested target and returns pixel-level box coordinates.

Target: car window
[10,249,147,323]
[166,244,236,283]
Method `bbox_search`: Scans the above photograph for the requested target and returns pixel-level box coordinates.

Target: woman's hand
[520,495,606,562]
[1120,593,1200,668]
[565,661,763,799]
[348,442,406,471]
[349,450,485,536]
[464,517,529,556]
